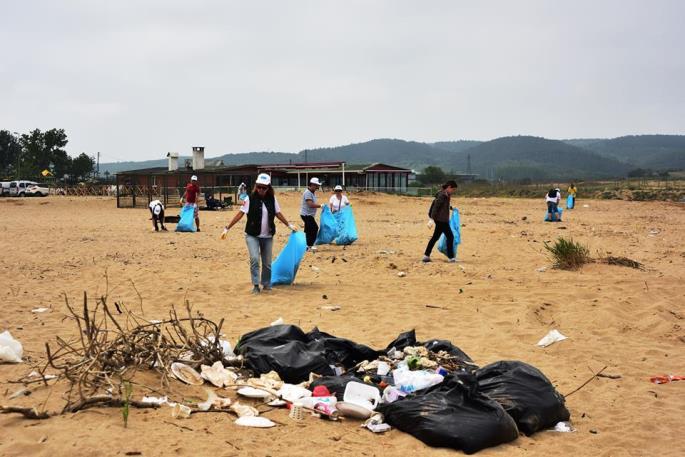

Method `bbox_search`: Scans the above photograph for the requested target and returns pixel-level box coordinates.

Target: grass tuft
[544,237,591,270]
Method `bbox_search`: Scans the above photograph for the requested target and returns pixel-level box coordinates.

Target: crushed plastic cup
[289,402,304,421]
[377,361,390,376]
[171,403,191,419]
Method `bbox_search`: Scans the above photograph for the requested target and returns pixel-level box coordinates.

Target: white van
[0,181,11,196]
[9,180,37,197]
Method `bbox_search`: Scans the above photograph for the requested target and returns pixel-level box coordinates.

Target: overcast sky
[2,1,684,162]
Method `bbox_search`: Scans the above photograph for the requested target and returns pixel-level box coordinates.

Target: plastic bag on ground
[315,205,338,245]
[438,208,461,258]
[175,205,196,232]
[392,363,444,394]
[306,328,379,368]
[334,205,358,245]
[0,330,23,363]
[271,231,307,285]
[379,372,519,454]
[476,360,570,435]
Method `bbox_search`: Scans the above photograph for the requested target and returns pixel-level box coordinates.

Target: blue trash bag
[334,205,358,245]
[315,205,338,245]
[438,208,461,258]
[544,207,563,221]
[566,195,574,209]
[272,231,307,286]
[175,205,197,232]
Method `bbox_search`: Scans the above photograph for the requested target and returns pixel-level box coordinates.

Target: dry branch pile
[2,292,237,419]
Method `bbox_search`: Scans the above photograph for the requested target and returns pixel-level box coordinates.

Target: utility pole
[96,151,100,178]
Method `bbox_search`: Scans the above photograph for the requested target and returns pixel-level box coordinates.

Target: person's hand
[288,224,298,232]
[221,226,230,239]
[427,219,435,229]
[179,199,183,206]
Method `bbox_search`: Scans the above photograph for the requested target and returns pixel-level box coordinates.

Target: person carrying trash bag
[423,180,458,263]
[222,173,298,294]
[567,182,577,209]
[437,207,460,259]
[545,187,562,222]
[148,199,167,232]
[180,175,201,231]
[300,177,323,251]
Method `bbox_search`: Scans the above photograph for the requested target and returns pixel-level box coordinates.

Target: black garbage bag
[423,339,474,364]
[309,374,376,400]
[306,328,379,368]
[384,329,417,352]
[379,372,518,454]
[236,325,334,383]
[476,361,570,435]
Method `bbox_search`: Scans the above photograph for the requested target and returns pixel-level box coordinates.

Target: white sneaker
[422,255,431,263]
[310,246,317,252]
[448,258,457,263]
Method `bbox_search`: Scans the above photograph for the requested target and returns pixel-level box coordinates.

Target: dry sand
[0,193,683,456]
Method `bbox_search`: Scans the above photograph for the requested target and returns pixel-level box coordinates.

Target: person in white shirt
[545,187,562,222]
[329,185,350,213]
[222,173,298,294]
[148,199,167,231]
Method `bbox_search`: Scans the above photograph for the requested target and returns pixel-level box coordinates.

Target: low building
[115,148,411,208]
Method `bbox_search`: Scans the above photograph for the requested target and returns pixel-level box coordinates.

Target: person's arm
[179,189,186,205]
[225,211,244,230]
[306,199,321,209]
[276,212,298,231]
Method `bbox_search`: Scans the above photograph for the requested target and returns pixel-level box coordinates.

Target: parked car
[26,183,50,197]
[0,181,10,196]
[8,180,38,196]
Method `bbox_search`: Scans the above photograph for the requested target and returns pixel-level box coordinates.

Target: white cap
[256,173,271,185]
[334,185,343,191]
[310,177,322,186]
[191,175,198,181]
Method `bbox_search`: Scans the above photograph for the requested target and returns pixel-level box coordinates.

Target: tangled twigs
[1,397,160,420]
[5,291,233,421]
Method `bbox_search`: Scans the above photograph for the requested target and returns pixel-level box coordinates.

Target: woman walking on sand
[423,180,458,263]
[222,173,298,294]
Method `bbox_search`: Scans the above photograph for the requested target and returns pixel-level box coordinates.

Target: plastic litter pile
[167,325,570,454]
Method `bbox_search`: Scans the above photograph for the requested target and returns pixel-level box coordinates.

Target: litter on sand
[0,331,23,363]
[537,329,568,348]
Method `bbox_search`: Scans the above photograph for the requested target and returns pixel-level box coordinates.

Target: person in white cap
[180,175,201,231]
[148,199,167,231]
[329,185,350,213]
[300,177,323,250]
[222,173,298,294]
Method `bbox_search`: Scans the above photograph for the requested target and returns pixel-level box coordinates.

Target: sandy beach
[1,193,683,456]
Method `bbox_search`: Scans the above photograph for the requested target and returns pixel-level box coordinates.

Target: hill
[563,135,685,169]
[445,136,632,180]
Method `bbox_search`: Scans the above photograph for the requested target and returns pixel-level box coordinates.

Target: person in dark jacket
[423,180,458,263]
[222,173,298,294]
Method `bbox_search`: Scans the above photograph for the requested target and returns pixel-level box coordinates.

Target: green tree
[19,128,69,178]
[69,153,95,181]
[419,166,446,185]
[0,130,22,176]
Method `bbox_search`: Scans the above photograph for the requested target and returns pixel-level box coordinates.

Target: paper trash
[537,329,568,348]
[0,330,23,363]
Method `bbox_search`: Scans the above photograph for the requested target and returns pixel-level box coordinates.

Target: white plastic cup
[171,403,192,419]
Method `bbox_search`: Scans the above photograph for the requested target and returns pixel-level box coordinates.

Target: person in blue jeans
[222,173,298,294]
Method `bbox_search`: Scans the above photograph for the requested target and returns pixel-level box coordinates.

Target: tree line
[0,129,95,183]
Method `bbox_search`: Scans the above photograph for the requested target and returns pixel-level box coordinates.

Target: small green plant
[544,237,590,270]
[122,381,132,428]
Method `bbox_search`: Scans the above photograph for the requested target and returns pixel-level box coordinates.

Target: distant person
[300,177,323,251]
[329,185,350,213]
[148,199,167,231]
[423,180,458,263]
[222,173,297,294]
[568,183,577,204]
[546,187,562,222]
[180,175,201,231]
[238,182,248,206]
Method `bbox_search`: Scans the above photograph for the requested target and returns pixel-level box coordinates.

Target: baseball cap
[310,177,322,186]
[334,185,343,191]
[191,175,198,181]
[256,173,271,186]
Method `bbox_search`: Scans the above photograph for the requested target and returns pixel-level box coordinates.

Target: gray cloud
[1,0,683,162]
